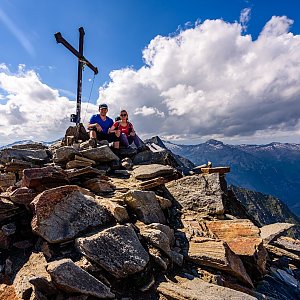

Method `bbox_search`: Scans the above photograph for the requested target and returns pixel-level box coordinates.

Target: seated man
[88,103,119,148]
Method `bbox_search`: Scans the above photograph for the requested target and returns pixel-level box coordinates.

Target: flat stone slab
[273,236,300,254]
[133,164,175,180]
[260,223,295,243]
[206,219,267,274]
[0,148,49,164]
[76,225,149,278]
[188,237,253,287]
[47,258,114,298]
[166,173,225,215]
[157,276,257,300]
[31,185,113,243]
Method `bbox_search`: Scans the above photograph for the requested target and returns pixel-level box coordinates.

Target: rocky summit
[0,137,300,300]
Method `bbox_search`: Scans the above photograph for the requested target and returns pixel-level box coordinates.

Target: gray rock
[133,164,175,180]
[124,190,166,224]
[166,173,225,215]
[76,225,149,278]
[133,149,169,165]
[260,223,295,244]
[31,185,113,243]
[52,146,80,163]
[47,258,114,298]
[80,145,119,162]
[0,148,49,164]
[273,236,300,254]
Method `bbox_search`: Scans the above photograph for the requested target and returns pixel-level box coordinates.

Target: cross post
[54,27,98,125]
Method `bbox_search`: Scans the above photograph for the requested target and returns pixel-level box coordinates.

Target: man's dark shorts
[96,131,119,142]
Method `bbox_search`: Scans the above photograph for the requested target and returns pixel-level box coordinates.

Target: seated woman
[110,109,142,149]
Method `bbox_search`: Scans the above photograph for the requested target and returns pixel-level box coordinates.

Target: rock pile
[0,138,300,299]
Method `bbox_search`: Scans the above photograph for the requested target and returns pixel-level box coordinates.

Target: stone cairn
[0,135,300,300]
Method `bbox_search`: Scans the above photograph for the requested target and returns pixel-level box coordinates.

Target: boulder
[0,148,49,164]
[47,258,114,298]
[13,252,52,300]
[80,145,119,162]
[206,219,267,274]
[166,173,225,215]
[188,237,253,287]
[132,164,175,180]
[157,276,257,300]
[0,173,16,192]
[21,166,69,191]
[123,190,166,224]
[76,225,149,278]
[52,146,81,163]
[31,185,113,243]
[9,187,37,206]
[260,223,295,244]
[96,198,129,223]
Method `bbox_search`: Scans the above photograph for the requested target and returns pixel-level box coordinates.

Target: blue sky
[1,0,300,145]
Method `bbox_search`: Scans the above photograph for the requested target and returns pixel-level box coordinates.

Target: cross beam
[54,27,98,125]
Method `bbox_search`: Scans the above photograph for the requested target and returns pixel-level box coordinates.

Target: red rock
[21,166,69,191]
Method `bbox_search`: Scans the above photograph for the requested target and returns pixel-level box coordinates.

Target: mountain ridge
[162,138,300,216]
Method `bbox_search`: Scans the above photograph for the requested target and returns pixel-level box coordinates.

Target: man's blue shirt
[89,114,113,134]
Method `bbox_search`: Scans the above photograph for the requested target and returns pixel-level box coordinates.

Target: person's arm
[88,117,103,131]
[129,123,136,136]
[109,122,120,136]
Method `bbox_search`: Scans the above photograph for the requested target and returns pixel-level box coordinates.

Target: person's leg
[120,133,130,148]
[89,129,97,139]
[106,133,120,149]
[128,134,141,148]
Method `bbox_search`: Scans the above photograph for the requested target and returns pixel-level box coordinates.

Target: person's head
[120,109,128,121]
[99,103,108,116]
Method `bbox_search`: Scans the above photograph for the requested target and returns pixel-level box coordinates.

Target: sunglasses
[120,114,127,117]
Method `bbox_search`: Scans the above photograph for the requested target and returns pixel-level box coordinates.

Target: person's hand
[115,129,121,137]
[95,123,102,132]
[130,131,135,136]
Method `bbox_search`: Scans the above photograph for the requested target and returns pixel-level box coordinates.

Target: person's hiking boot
[89,138,97,148]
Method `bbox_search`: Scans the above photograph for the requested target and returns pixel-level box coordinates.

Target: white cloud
[0,65,97,146]
[98,16,300,144]
[134,106,165,117]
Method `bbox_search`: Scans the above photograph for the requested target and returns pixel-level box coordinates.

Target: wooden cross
[54,27,98,125]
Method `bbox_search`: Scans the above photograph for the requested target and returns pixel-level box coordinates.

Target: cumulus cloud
[98,15,300,143]
[0,65,97,146]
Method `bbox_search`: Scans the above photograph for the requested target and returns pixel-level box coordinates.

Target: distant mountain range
[163,139,300,216]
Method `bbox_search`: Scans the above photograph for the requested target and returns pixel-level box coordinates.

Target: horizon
[1,0,300,146]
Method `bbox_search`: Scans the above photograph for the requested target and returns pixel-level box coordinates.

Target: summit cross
[54,27,98,125]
